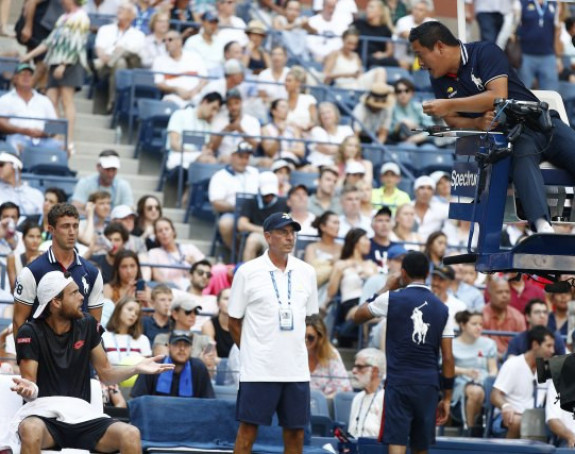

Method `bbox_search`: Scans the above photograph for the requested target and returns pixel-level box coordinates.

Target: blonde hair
[368,0,394,32]
[336,135,361,165]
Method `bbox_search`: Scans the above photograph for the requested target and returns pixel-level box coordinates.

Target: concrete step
[75,113,112,129]
[75,142,134,159]
[163,207,186,223]
[75,125,116,144]
[75,97,96,115]
[70,155,140,175]
[133,189,164,205]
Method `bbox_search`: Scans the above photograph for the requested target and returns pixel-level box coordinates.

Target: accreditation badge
[279,307,294,331]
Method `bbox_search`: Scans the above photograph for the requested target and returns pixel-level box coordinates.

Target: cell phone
[136,279,146,292]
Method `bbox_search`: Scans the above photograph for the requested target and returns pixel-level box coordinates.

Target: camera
[536,354,575,414]
[493,98,553,134]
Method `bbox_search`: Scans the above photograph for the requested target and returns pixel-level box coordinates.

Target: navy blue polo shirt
[14,247,104,319]
[518,0,557,56]
[431,41,539,119]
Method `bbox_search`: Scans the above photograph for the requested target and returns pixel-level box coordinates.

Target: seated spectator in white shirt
[261,99,305,168]
[94,1,146,112]
[183,11,224,76]
[306,0,349,63]
[0,63,64,153]
[208,141,259,249]
[214,0,247,48]
[141,11,169,68]
[348,348,386,438]
[272,0,315,60]
[287,184,316,236]
[411,175,448,242]
[338,184,374,238]
[165,91,223,171]
[257,45,290,105]
[153,30,209,108]
[393,0,435,69]
[194,59,247,106]
[308,101,354,167]
[546,380,575,447]
[208,89,261,163]
[0,150,43,216]
[352,82,394,144]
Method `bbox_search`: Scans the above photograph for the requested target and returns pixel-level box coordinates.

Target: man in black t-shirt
[12,271,174,454]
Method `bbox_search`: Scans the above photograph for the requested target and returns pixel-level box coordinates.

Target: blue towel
[155,356,193,397]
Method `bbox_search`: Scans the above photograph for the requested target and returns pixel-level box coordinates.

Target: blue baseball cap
[263,212,302,232]
[201,11,218,22]
[387,244,408,260]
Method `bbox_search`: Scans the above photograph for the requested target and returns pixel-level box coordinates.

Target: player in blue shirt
[354,251,455,454]
[13,203,104,335]
[409,21,575,234]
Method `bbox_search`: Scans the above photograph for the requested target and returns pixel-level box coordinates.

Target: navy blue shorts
[31,416,116,451]
[382,385,438,450]
[236,382,310,429]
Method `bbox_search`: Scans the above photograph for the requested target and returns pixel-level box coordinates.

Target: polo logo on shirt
[17,337,31,344]
[471,72,484,91]
[74,340,85,350]
[81,275,90,295]
[411,302,430,345]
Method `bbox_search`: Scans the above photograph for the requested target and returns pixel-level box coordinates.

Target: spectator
[0,201,21,259]
[393,0,434,69]
[490,325,554,438]
[482,277,527,358]
[304,210,342,308]
[22,186,67,240]
[430,265,468,325]
[71,149,134,211]
[412,175,449,242]
[307,317,352,398]
[168,0,196,38]
[357,179,376,219]
[89,222,129,284]
[20,0,89,155]
[258,46,289,105]
[450,262,485,311]
[348,348,386,438]
[209,89,261,163]
[272,0,313,59]
[272,159,293,196]
[142,284,173,344]
[103,249,150,305]
[165,91,223,171]
[0,63,63,153]
[140,11,169,68]
[308,165,341,216]
[84,0,120,14]
[352,81,394,144]
[389,78,435,145]
[389,202,423,250]
[285,66,317,133]
[430,171,451,205]
[387,0,408,24]
[371,162,410,215]
[131,331,215,398]
[0,150,43,216]
[308,102,354,168]
[110,204,147,255]
[548,289,570,336]
[195,58,247,105]
[147,217,205,290]
[202,288,234,357]
[423,230,447,269]
[367,206,396,272]
[78,190,111,247]
[133,194,162,250]
[238,171,288,261]
[546,380,575,447]
[183,11,224,76]
[342,161,367,189]
[214,0,247,48]
[7,222,42,291]
[285,185,315,235]
[559,17,575,83]
[353,0,397,68]
[152,30,208,107]
[485,272,545,314]
[241,20,270,75]
[306,0,348,63]
[94,1,145,112]
[506,298,566,359]
[102,295,152,366]
[261,100,305,167]
[452,310,498,435]
[208,141,259,249]
[335,135,374,187]
[338,184,373,238]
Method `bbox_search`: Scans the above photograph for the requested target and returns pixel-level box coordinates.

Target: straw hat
[246,20,267,36]
[363,82,394,109]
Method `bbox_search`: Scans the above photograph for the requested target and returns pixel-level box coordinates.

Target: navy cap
[263,212,302,232]
[169,330,193,345]
[201,10,219,22]
[387,244,408,260]
[234,141,253,154]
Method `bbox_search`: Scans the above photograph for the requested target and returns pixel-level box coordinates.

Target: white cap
[0,152,23,170]
[111,205,135,219]
[271,159,294,172]
[259,171,279,196]
[429,170,450,185]
[35,271,75,318]
[98,155,121,169]
[345,161,366,175]
[414,175,436,191]
[380,162,400,176]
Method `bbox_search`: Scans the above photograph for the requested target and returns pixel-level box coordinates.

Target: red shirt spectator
[484,273,545,314]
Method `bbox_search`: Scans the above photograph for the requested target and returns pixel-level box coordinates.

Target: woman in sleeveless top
[202,288,234,358]
[335,135,374,187]
[242,20,271,75]
[285,66,317,133]
[390,203,423,251]
[7,222,43,291]
[308,102,354,167]
[104,249,150,306]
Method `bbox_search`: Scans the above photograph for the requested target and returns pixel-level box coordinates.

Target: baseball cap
[288,184,308,197]
[432,265,455,280]
[259,171,279,196]
[169,330,193,345]
[224,59,244,76]
[414,175,436,191]
[225,87,242,102]
[0,149,22,170]
[387,244,408,260]
[345,161,366,175]
[263,212,302,232]
[201,10,218,22]
[380,162,400,176]
[234,141,253,154]
[171,296,203,313]
[111,205,135,220]
[430,170,450,185]
[35,271,75,318]
[16,62,35,74]
[98,155,121,169]
[271,159,294,172]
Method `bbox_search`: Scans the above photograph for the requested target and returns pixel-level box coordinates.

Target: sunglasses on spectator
[195,269,212,278]
[146,205,160,211]
[395,88,411,94]
[164,36,179,42]
[352,364,372,370]
[305,334,317,342]
[183,309,198,316]
[0,162,5,167]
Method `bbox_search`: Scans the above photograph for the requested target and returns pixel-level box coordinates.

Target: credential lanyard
[270,270,292,306]
[533,0,548,28]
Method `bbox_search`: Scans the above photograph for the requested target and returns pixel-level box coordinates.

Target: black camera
[536,354,575,414]
[493,98,553,136]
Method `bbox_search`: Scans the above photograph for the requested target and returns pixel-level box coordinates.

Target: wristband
[23,381,39,402]
[441,375,454,390]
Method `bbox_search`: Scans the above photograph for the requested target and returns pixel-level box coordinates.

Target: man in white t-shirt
[166,91,223,170]
[546,379,575,447]
[183,11,225,76]
[287,184,316,236]
[411,175,448,242]
[208,141,259,249]
[229,212,319,454]
[393,1,435,68]
[306,0,348,63]
[153,30,209,107]
[490,326,554,438]
[208,89,261,162]
[257,46,290,104]
[215,0,248,48]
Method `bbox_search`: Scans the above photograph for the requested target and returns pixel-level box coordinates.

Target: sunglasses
[195,269,212,278]
[146,205,160,211]
[0,162,5,168]
[395,88,411,94]
[305,334,317,342]
[352,364,372,370]
[183,309,198,316]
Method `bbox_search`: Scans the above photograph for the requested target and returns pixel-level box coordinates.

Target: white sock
[535,218,554,233]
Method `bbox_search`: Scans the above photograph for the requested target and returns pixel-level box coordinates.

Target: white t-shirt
[257,67,290,101]
[545,380,575,434]
[306,14,348,62]
[183,33,225,72]
[152,52,208,92]
[228,251,319,382]
[348,389,384,438]
[308,125,354,167]
[0,90,58,131]
[338,214,374,238]
[217,16,248,48]
[208,166,260,207]
[493,354,549,415]
[166,106,212,170]
[101,332,152,366]
[212,111,261,159]
[286,93,317,130]
[445,294,468,326]
[412,199,449,242]
[95,23,145,56]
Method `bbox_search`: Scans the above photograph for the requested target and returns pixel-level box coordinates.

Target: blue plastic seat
[333,391,357,427]
[135,99,179,158]
[20,147,75,177]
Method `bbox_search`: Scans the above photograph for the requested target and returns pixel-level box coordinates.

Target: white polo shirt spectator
[306,12,348,62]
[217,16,248,48]
[257,67,289,101]
[183,27,224,75]
[94,22,145,58]
[228,249,319,381]
[211,110,261,160]
[208,165,259,208]
[0,89,58,136]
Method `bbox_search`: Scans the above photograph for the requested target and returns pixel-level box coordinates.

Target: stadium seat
[411,147,454,176]
[384,67,411,85]
[0,57,18,91]
[231,192,258,264]
[135,99,179,158]
[519,408,547,442]
[183,161,224,222]
[310,389,330,417]
[127,69,162,142]
[213,384,238,400]
[412,70,432,92]
[333,391,357,427]
[20,147,76,177]
[290,171,319,192]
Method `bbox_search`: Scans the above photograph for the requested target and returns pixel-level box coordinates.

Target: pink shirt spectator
[147,243,205,290]
[310,349,352,397]
[482,304,527,355]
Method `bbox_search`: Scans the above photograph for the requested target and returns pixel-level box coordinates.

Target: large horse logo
[411,302,429,345]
